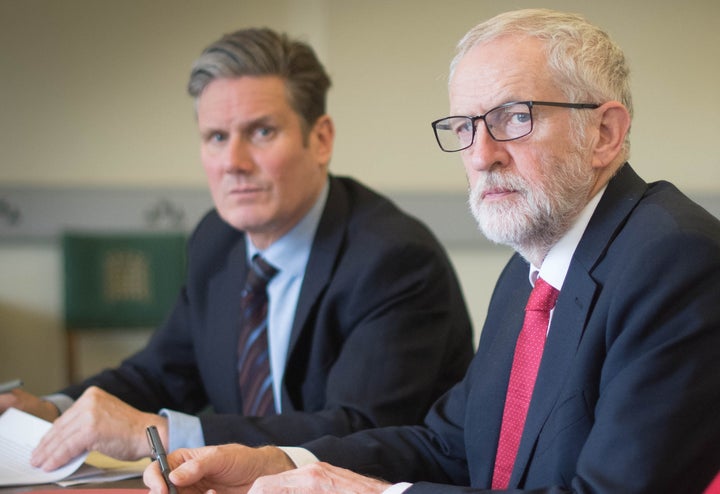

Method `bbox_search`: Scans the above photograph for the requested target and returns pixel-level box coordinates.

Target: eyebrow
[200,114,278,133]
[452,96,522,116]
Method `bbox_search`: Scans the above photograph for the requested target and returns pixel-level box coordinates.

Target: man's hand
[249,462,391,494]
[30,386,167,471]
[144,444,295,494]
[0,388,60,422]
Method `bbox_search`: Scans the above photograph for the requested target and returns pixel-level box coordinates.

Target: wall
[2,0,719,190]
[1,0,719,393]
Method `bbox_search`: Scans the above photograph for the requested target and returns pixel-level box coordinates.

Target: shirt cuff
[278,447,319,468]
[159,409,205,451]
[42,393,74,414]
[382,483,413,494]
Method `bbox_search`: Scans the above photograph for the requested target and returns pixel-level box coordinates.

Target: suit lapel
[510,269,597,484]
[206,238,248,412]
[510,164,649,486]
[472,260,532,486]
[283,177,348,393]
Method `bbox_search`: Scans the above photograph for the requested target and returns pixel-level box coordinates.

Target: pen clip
[146,426,160,461]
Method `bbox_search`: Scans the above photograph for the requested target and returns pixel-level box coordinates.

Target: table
[0,477,145,494]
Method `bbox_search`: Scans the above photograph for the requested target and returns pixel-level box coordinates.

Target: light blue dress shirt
[244,180,329,410]
[160,180,329,450]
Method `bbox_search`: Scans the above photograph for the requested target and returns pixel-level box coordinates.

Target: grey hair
[188,28,331,134]
[451,9,632,159]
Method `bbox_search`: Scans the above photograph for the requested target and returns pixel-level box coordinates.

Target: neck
[515,245,549,269]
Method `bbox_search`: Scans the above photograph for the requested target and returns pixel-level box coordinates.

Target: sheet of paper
[0,407,88,486]
[56,452,149,486]
[0,408,150,486]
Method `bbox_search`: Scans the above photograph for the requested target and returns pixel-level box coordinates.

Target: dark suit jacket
[62,176,474,446]
[306,165,720,493]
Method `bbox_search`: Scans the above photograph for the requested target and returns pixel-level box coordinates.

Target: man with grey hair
[1,28,473,471]
[144,9,720,493]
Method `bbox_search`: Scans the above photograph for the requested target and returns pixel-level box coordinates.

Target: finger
[0,393,17,412]
[31,414,88,470]
[32,438,86,471]
[144,461,169,494]
[169,458,207,486]
[0,389,32,414]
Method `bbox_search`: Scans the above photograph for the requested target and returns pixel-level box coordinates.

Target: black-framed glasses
[431,101,600,152]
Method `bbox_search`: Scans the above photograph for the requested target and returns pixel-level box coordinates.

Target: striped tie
[237,254,278,417]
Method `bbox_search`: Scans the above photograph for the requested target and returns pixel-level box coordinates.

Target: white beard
[468,149,595,263]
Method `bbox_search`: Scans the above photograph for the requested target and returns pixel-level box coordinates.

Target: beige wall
[2,0,719,190]
[1,0,719,393]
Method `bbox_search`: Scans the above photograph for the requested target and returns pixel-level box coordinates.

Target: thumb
[169,458,206,486]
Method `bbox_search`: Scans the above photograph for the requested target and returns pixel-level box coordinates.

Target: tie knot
[251,254,278,279]
[526,277,559,312]
[245,255,278,292]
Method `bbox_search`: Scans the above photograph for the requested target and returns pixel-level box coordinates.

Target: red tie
[492,277,559,489]
[704,471,720,494]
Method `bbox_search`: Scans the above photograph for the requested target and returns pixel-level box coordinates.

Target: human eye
[451,118,473,137]
[502,103,531,126]
[488,103,531,136]
[202,131,227,145]
[509,110,531,125]
[249,124,278,144]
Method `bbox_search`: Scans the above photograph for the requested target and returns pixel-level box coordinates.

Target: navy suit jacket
[306,165,720,493]
[62,176,474,446]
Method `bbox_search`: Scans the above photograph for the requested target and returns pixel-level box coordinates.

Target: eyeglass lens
[433,102,533,151]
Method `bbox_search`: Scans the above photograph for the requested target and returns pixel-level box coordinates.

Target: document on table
[0,407,148,486]
[57,452,150,487]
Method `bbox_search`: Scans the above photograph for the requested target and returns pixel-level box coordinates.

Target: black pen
[146,425,178,494]
[0,379,23,394]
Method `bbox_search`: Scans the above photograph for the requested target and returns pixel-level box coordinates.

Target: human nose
[462,120,506,172]
[222,136,254,173]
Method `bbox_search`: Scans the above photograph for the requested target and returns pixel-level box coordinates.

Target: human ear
[590,101,631,169]
[311,115,335,168]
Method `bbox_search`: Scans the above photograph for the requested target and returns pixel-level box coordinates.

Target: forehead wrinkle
[449,37,552,115]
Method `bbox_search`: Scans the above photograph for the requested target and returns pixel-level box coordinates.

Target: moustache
[473,172,529,200]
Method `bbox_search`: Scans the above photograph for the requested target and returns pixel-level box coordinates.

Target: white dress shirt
[283,186,606,493]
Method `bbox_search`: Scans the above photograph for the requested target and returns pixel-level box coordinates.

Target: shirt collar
[246,179,329,279]
[530,184,607,290]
